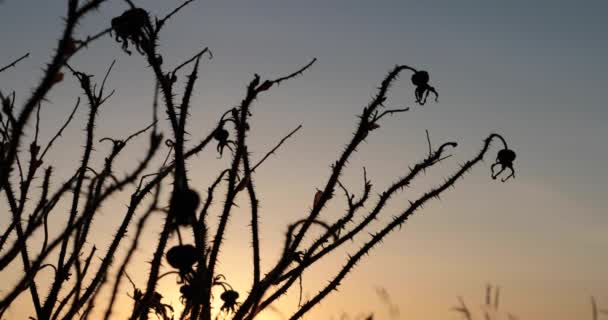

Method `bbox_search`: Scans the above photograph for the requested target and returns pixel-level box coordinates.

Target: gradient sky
[1,1,607,319]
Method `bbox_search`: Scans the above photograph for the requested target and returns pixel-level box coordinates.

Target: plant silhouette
[331,286,606,320]
[0,1,516,320]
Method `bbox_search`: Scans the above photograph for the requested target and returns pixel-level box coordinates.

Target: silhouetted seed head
[111,8,152,55]
[151,292,163,304]
[411,71,430,87]
[214,128,229,142]
[220,290,240,313]
[179,284,199,304]
[179,284,193,298]
[214,127,233,156]
[497,149,516,165]
[491,148,516,182]
[166,244,198,273]
[170,188,200,226]
[410,70,438,105]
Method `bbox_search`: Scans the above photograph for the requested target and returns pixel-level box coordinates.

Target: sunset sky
[1,0,607,319]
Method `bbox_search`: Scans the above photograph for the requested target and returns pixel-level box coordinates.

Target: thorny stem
[103,184,161,320]
[0,53,30,74]
[208,59,315,320]
[63,133,163,320]
[234,64,413,320]
[131,5,209,320]
[42,63,106,319]
[243,148,261,297]
[256,142,454,316]
[203,76,257,320]
[285,65,416,254]
[0,0,110,195]
[3,183,44,318]
[0,2,516,318]
[288,134,505,319]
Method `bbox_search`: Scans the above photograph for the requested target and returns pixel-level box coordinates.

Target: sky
[1,0,607,319]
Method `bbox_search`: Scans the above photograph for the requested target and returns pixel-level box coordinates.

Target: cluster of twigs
[1,1,516,319]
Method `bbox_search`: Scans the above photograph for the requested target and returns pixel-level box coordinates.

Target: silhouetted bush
[0,1,517,319]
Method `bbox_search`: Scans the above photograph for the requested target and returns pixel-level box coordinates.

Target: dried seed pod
[214,127,229,142]
[411,70,430,87]
[166,244,198,273]
[111,8,152,55]
[220,290,239,313]
[491,148,516,182]
[410,70,438,105]
[169,188,200,226]
[213,127,233,157]
[179,284,195,303]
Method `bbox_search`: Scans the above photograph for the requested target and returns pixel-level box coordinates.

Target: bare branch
[251,124,302,172]
[172,47,212,76]
[155,0,197,30]
[0,53,29,74]
[40,98,81,159]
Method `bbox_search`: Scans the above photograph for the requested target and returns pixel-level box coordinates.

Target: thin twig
[426,129,432,157]
[251,124,302,172]
[156,0,196,29]
[124,121,158,144]
[40,98,80,159]
[0,53,30,73]
[172,47,212,76]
